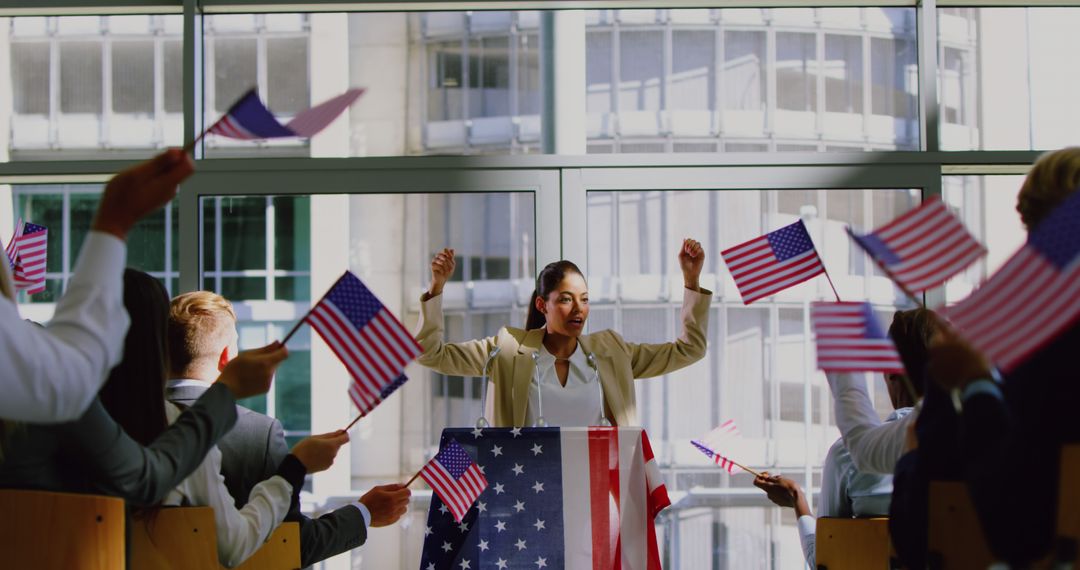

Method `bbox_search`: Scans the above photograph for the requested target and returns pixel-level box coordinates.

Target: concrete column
[348,13,409,156]
[541,11,586,154]
[0,21,13,240]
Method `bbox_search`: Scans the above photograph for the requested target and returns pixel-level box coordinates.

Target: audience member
[1,150,194,423]
[168,291,410,567]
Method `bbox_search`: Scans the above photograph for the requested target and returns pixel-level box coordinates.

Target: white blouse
[161,402,294,568]
[525,344,605,427]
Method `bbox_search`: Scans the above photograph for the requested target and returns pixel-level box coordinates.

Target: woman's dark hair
[888,307,940,398]
[525,260,585,330]
[98,268,171,446]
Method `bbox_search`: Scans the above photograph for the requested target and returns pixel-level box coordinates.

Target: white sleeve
[797,515,816,569]
[0,232,129,422]
[818,443,847,519]
[826,372,912,474]
[182,446,294,568]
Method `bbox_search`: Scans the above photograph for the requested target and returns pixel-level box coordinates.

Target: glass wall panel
[938,8,1080,150]
[6,15,183,159]
[587,186,921,565]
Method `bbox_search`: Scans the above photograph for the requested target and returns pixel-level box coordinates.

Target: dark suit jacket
[167,380,367,567]
[0,382,238,506]
[959,323,1080,565]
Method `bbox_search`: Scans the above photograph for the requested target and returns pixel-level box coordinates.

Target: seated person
[754,309,924,568]
[926,146,1080,566]
[97,270,348,567]
[0,284,284,507]
[1,150,194,423]
[168,291,410,567]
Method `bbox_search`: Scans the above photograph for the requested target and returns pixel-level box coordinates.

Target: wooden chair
[926,481,996,570]
[129,506,300,570]
[0,489,125,570]
[815,517,894,570]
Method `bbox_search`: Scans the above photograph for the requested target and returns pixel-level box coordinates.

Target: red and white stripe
[812,302,904,373]
[10,224,47,294]
[693,420,744,475]
[946,247,1080,372]
[723,233,825,305]
[285,88,365,137]
[207,115,261,140]
[307,301,422,412]
[561,427,668,570]
[868,198,986,292]
[419,457,487,523]
[4,218,22,266]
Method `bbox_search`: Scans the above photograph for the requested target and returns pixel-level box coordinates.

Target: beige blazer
[414,288,712,427]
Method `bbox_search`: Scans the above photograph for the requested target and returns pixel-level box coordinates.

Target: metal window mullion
[919,0,940,152]
[801,297,813,513]
[611,23,620,147]
[153,26,165,147]
[101,32,111,147]
[214,196,223,292]
[164,202,173,295]
[715,20,724,139]
[265,321,277,417]
[256,16,268,106]
[765,21,776,139]
[815,23,825,140]
[49,27,59,148]
[861,24,872,145]
[265,196,275,300]
[61,189,70,290]
[461,27,470,147]
[662,19,672,149]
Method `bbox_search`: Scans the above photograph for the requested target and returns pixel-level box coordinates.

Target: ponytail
[524,260,584,330]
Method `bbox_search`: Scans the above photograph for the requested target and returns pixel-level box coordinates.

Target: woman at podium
[413,239,712,427]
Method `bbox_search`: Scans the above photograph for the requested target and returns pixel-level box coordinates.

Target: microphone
[530,352,547,428]
[586,352,611,427]
[475,346,501,429]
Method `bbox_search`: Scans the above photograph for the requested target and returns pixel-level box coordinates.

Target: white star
[491,444,503,457]
[424,525,432,536]
[533,518,546,531]
[512,463,525,476]
[427,564,436,570]
[478,539,489,552]
[476,501,487,513]
[531,443,543,456]
[493,482,505,494]
[513,500,526,513]
[471,427,484,439]
[459,559,471,569]
[458,521,469,533]
[441,541,452,553]
[439,503,450,515]
[494,520,507,533]
[478,465,486,475]
[532,481,545,493]
[510,427,522,438]
[535,557,548,568]
[515,538,528,551]
[495,559,509,569]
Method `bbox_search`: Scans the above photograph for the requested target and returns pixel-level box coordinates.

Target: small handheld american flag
[418,439,488,523]
[722,220,827,305]
[848,197,986,294]
[692,420,756,476]
[812,301,905,373]
[6,220,48,295]
[301,271,422,416]
[195,87,364,146]
[946,188,1080,372]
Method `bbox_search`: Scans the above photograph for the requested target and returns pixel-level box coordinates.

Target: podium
[418,427,668,570]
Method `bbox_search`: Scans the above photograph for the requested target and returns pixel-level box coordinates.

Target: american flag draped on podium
[722,220,826,305]
[946,189,1080,372]
[692,419,744,475]
[811,301,905,373]
[5,220,48,294]
[305,271,421,415]
[847,197,985,293]
[420,427,669,570]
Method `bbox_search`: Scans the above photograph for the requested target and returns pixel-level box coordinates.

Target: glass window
[618,31,664,113]
[267,37,309,115]
[724,30,766,112]
[776,33,816,112]
[672,30,716,112]
[112,41,154,114]
[213,38,257,113]
[59,41,103,113]
[12,42,49,115]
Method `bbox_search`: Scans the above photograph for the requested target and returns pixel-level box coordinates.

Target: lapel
[578,334,625,426]
[510,329,545,426]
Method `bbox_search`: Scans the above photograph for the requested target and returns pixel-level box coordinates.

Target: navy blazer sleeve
[291,504,368,568]
[60,383,238,507]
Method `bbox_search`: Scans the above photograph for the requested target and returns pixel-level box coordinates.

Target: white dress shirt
[827,372,918,475]
[162,401,294,568]
[0,231,130,423]
[525,344,604,427]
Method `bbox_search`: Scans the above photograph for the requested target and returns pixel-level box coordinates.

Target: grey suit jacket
[167,380,367,567]
[0,382,238,507]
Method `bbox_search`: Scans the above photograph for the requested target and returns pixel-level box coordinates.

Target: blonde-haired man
[168,291,409,568]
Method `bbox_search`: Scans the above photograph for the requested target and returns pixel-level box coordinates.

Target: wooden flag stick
[729,459,762,478]
[822,268,843,302]
[404,468,424,488]
[342,412,365,432]
[280,273,342,346]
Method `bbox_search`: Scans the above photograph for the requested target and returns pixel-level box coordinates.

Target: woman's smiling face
[536,272,589,337]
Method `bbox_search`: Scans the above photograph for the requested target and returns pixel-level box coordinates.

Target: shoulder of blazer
[583,328,630,356]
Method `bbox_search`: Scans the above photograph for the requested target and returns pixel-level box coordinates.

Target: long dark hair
[98,269,171,446]
[888,307,940,399]
[525,260,585,330]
